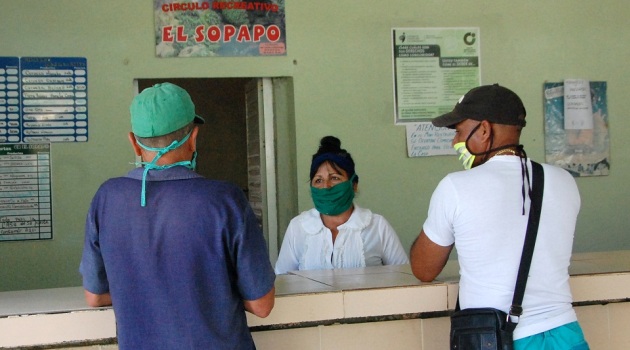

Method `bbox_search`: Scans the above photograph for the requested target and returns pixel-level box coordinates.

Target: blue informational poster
[543,81,609,177]
[0,57,87,143]
[0,57,21,143]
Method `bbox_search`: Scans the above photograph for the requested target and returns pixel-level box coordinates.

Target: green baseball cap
[130,82,205,138]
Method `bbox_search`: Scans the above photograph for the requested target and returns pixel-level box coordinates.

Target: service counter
[1,251,630,349]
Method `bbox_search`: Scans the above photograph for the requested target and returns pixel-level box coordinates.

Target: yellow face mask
[454,142,475,170]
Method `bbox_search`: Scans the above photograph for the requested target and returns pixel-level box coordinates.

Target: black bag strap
[505,161,544,331]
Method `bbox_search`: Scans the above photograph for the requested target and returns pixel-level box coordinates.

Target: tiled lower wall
[252,317,445,350]
[46,302,630,350]
[252,303,630,350]
[574,302,630,349]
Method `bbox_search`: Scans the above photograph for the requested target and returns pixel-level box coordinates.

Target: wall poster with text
[154,0,286,58]
[392,27,481,124]
[0,143,52,242]
[1,56,88,144]
[392,28,480,157]
[544,80,610,177]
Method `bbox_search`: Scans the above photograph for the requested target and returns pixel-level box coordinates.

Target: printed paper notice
[563,79,593,130]
[406,122,455,157]
[392,27,481,124]
[0,143,52,241]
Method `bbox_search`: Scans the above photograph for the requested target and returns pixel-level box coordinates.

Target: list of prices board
[0,143,52,241]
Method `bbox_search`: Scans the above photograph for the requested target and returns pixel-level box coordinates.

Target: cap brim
[194,115,205,124]
[431,111,464,129]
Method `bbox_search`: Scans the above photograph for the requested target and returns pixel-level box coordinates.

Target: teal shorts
[514,321,589,350]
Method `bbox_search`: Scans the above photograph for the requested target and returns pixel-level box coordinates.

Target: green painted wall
[1,0,628,291]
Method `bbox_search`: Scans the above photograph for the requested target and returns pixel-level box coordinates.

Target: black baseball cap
[432,84,527,129]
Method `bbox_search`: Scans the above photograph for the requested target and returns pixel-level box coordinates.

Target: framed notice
[0,143,52,242]
[154,0,286,57]
[392,27,481,124]
[544,80,609,177]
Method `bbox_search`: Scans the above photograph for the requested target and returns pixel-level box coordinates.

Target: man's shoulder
[540,162,574,178]
[98,175,137,189]
[95,173,245,201]
[192,178,246,197]
[440,167,478,185]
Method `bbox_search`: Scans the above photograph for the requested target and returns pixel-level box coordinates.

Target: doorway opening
[136,77,297,263]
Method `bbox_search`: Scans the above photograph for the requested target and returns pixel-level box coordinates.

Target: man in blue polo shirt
[80,82,275,349]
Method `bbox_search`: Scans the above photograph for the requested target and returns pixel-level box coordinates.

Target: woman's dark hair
[309,136,358,183]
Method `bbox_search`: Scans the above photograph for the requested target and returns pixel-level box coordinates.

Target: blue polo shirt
[80,166,275,349]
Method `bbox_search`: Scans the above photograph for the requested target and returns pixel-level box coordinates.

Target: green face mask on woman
[310,174,356,216]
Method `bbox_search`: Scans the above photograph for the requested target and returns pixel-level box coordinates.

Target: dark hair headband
[310,153,358,183]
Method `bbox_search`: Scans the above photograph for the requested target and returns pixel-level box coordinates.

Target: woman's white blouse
[274,205,409,274]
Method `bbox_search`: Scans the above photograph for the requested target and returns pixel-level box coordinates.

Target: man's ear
[187,126,199,152]
[128,132,142,156]
[479,120,493,142]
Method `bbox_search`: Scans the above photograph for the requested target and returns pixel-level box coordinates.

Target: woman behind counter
[275,136,409,274]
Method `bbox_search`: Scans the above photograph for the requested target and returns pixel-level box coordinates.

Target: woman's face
[311,161,348,189]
